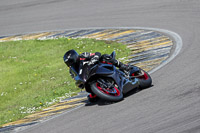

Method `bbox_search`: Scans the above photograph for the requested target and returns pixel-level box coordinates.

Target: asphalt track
[1,0,200,133]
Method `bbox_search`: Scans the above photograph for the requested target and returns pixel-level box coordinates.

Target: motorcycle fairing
[86,63,139,94]
[92,63,114,75]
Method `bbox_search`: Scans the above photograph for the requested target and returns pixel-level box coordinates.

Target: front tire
[90,79,123,102]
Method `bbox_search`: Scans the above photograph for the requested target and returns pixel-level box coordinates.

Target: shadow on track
[85,85,154,106]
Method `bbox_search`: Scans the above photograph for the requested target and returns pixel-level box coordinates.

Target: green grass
[0,38,131,126]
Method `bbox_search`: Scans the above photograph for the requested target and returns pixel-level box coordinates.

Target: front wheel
[90,78,123,102]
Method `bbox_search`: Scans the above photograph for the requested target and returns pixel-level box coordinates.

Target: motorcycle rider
[63,49,138,102]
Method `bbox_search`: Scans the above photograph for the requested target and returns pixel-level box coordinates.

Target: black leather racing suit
[77,52,131,71]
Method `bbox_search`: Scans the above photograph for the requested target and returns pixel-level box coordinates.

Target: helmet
[63,49,79,67]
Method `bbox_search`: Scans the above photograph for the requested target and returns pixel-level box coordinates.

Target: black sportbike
[70,51,152,102]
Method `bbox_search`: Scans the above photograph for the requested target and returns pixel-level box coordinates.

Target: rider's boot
[87,93,99,103]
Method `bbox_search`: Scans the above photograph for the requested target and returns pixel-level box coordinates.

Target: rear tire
[138,69,152,89]
[130,66,152,89]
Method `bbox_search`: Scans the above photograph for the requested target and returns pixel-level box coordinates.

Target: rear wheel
[90,78,123,102]
[131,67,152,89]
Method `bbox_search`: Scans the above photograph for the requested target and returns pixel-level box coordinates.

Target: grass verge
[0,38,130,126]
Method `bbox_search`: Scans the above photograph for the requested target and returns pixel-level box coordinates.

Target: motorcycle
[69,51,152,102]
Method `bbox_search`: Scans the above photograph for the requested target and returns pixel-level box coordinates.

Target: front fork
[97,78,115,89]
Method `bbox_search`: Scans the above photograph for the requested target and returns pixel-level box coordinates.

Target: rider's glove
[69,68,75,79]
[88,55,99,65]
